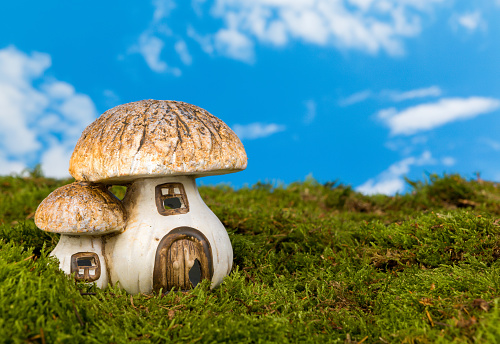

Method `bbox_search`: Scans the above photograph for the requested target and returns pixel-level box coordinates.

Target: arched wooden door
[153,227,213,293]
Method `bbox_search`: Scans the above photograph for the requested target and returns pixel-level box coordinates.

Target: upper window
[155,183,189,216]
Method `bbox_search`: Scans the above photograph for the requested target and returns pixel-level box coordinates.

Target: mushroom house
[35,100,247,294]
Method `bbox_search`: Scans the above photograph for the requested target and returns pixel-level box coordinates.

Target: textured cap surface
[69,100,247,183]
[35,182,126,234]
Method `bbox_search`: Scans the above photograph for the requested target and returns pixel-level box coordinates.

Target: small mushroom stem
[51,235,109,288]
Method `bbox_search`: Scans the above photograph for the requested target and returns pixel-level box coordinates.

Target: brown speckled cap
[69,100,247,183]
[35,182,126,235]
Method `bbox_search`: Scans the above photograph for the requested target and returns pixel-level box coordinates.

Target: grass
[1,172,500,343]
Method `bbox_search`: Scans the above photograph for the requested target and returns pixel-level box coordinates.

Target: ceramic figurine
[35,100,247,294]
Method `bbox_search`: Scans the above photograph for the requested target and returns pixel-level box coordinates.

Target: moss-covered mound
[1,173,500,343]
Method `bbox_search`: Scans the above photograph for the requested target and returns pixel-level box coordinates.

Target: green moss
[1,173,500,343]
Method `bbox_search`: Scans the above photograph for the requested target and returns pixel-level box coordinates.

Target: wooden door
[153,227,213,293]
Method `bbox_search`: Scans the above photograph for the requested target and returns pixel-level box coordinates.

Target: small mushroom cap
[69,99,247,183]
[35,182,126,235]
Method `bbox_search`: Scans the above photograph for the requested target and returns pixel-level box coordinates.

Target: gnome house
[35,100,247,294]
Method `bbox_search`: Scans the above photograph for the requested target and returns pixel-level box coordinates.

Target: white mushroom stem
[105,175,233,294]
[52,235,109,289]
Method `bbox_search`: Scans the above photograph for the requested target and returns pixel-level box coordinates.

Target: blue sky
[1,0,499,194]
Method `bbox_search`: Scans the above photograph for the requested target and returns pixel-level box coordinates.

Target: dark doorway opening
[189,259,202,287]
[153,227,213,293]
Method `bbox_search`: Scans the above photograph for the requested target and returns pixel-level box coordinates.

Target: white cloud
[131,32,182,75]
[40,142,73,179]
[385,86,442,102]
[456,11,485,31]
[358,152,457,195]
[357,151,435,195]
[304,100,316,124]
[153,0,176,23]
[201,0,446,61]
[174,40,193,65]
[0,46,98,178]
[340,86,441,106]
[232,122,286,140]
[136,33,168,72]
[377,97,500,136]
[139,0,446,65]
[214,28,255,62]
[441,156,456,166]
[0,152,25,176]
[0,47,51,86]
[187,26,215,54]
[129,0,186,74]
[357,178,406,196]
[339,90,373,106]
[59,93,96,124]
[0,83,43,154]
[282,8,329,45]
[480,138,500,151]
[41,80,75,99]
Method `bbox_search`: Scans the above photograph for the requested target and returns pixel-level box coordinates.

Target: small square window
[71,252,101,282]
[155,183,189,216]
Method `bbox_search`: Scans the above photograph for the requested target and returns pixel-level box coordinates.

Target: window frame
[155,182,190,216]
[71,252,101,282]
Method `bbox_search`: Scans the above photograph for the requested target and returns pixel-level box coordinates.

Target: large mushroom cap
[35,182,126,235]
[69,100,247,183]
